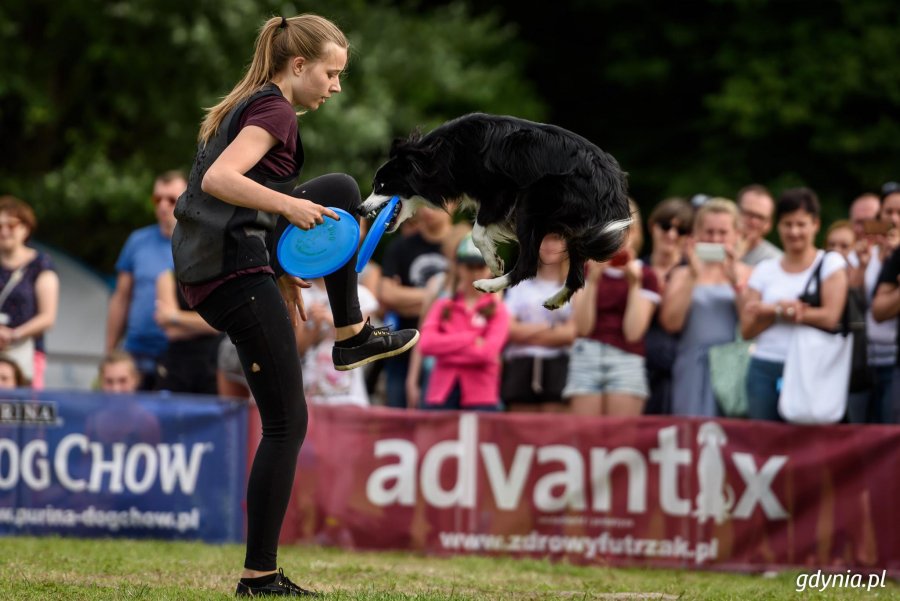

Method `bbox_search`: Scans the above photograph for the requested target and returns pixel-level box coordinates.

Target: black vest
[172,85,303,284]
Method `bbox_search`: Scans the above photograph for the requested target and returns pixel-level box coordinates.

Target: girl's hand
[0,326,13,349]
[776,299,806,324]
[856,238,872,266]
[278,275,312,326]
[624,255,642,287]
[283,197,340,231]
[723,245,740,286]
[683,239,702,278]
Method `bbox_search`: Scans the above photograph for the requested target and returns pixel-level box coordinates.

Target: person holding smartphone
[564,199,660,417]
[660,198,751,417]
[847,190,898,423]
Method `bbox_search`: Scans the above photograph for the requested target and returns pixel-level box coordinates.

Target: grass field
[1,536,895,600]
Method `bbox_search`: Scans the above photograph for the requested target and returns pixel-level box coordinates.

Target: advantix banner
[0,390,246,542]
[275,406,900,573]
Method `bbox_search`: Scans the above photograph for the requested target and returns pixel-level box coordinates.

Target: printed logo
[0,401,60,426]
[365,415,789,523]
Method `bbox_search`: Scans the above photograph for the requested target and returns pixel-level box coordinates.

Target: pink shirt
[418,294,509,407]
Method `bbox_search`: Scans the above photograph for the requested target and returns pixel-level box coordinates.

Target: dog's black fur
[358,113,632,308]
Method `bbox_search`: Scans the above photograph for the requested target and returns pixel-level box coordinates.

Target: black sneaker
[235,568,318,597]
[332,323,419,371]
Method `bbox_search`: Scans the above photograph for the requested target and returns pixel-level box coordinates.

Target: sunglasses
[656,220,691,236]
[153,195,179,205]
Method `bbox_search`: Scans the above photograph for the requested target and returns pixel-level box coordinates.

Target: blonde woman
[660,198,751,416]
[170,15,418,595]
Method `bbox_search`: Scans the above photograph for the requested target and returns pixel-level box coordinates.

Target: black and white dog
[358,113,632,309]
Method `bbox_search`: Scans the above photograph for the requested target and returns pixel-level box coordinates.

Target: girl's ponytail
[198,15,348,143]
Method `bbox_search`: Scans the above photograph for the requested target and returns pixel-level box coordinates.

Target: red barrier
[248,405,900,573]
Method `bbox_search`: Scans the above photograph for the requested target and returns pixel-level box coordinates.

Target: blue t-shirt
[114,225,174,357]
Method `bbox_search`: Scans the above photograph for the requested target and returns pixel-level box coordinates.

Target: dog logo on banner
[694,422,735,525]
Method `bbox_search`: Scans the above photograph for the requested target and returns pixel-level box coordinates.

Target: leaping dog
[358,113,632,309]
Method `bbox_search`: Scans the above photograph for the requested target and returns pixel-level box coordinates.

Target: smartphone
[695,242,727,262]
[862,219,892,235]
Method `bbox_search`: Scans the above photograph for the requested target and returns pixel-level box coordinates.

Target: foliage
[4,536,895,600]
[469,0,900,228]
[0,0,543,271]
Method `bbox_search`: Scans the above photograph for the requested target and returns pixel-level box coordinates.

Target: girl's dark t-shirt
[180,93,301,308]
[237,94,300,177]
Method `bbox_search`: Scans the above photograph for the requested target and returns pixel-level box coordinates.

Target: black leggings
[195,173,363,570]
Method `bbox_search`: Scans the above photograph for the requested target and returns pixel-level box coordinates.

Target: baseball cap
[456,233,487,265]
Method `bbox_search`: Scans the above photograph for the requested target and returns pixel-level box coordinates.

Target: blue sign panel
[0,390,246,542]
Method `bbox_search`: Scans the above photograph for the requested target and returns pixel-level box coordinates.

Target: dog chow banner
[272,406,900,573]
[0,390,246,543]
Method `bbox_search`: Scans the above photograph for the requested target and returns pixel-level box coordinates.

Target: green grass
[0,536,896,600]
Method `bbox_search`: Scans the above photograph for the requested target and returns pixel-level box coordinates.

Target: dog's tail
[568,218,632,263]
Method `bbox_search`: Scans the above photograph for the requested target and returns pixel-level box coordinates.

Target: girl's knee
[322,173,361,211]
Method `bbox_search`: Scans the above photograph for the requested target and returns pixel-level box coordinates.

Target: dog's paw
[490,257,505,277]
[474,275,511,293]
[542,287,572,310]
[481,254,504,277]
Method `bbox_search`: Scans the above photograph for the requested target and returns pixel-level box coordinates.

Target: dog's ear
[388,137,406,158]
[389,128,424,158]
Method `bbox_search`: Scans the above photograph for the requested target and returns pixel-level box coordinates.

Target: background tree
[0,0,543,271]
[3,0,900,270]
[457,0,900,228]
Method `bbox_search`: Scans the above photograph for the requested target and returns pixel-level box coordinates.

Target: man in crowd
[737,184,782,266]
[105,170,186,390]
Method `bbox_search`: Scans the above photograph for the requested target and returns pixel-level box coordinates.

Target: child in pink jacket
[418,234,509,410]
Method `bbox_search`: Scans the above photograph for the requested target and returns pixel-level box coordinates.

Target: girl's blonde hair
[693,197,739,233]
[199,14,349,143]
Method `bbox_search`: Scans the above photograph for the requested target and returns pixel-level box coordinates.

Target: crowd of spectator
[3,177,900,426]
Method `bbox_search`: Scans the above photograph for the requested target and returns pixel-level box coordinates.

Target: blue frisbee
[356,196,400,273]
[277,207,360,279]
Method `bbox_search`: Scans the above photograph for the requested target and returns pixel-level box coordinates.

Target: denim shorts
[562,338,649,399]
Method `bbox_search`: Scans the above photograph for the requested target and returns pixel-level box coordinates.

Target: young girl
[501,233,577,412]
[564,201,660,416]
[171,15,418,596]
[417,234,509,410]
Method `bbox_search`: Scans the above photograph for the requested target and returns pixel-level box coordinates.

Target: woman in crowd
[825,220,856,259]
[0,195,59,389]
[855,187,900,422]
[0,356,26,389]
[564,200,660,417]
[825,217,876,424]
[641,197,693,414]
[739,188,847,421]
[501,233,576,413]
[660,198,751,417]
[417,234,509,411]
